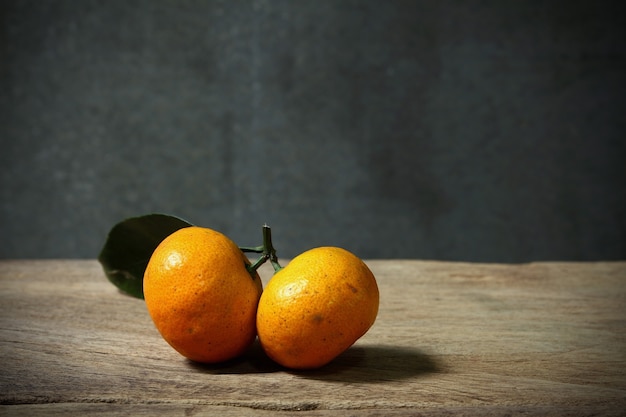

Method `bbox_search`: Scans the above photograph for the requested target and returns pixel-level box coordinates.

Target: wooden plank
[1,260,625,416]
[2,403,625,417]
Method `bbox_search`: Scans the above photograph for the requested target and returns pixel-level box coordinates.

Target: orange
[143,226,262,363]
[256,246,379,369]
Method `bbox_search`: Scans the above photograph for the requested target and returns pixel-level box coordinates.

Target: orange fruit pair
[143,226,379,369]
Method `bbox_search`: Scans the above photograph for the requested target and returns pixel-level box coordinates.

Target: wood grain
[1,260,625,416]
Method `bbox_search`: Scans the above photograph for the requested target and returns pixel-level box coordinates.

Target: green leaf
[98,213,193,299]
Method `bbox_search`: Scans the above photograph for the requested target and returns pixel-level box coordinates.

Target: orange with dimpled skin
[143,226,262,363]
[256,246,379,369]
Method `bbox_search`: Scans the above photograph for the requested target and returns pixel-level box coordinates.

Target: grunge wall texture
[1,1,624,261]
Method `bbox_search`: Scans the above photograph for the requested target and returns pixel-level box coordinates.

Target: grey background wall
[1,0,624,261]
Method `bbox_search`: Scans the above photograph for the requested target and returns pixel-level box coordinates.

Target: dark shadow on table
[297,344,440,383]
[186,340,441,383]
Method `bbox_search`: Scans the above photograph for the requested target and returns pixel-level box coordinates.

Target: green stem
[270,258,283,273]
[262,224,283,272]
[247,254,268,273]
[240,245,264,253]
[244,224,283,274]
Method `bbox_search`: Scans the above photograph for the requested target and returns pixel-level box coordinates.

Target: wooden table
[1,260,625,416]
